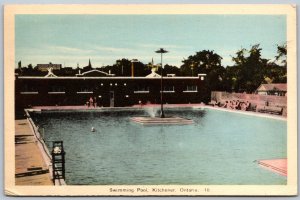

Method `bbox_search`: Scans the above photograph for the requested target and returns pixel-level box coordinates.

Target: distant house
[256,83,287,96]
[37,63,62,72]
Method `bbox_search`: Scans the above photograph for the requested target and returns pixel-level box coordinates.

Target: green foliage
[275,44,287,67]
[179,50,225,102]
[225,44,286,93]
[161,64,180,76]
[180,50,223,75]
[102,58,132,76]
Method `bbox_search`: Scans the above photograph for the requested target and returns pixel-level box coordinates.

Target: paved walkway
[15,119,53,185]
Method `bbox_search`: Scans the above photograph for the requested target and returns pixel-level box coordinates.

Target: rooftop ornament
[45,67,57,77]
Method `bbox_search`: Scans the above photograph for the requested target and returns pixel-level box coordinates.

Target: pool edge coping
[27,105,287,121]
[24,109,67,186]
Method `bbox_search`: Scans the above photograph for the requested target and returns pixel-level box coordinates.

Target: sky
[15,14,286,68]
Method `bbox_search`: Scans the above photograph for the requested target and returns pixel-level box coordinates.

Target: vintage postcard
[4,4,297,196]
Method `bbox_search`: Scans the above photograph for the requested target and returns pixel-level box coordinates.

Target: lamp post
[191,61,195,77]
[155,48,168,118]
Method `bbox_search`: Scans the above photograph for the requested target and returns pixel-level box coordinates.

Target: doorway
[109,91,114,107]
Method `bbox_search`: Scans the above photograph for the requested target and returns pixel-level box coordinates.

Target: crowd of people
[86,97,97,108]
[213,100,251,111]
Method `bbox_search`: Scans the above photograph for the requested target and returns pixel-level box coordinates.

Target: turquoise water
[31,108,287,185]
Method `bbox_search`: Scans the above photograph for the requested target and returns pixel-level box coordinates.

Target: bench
[256,105,283,115]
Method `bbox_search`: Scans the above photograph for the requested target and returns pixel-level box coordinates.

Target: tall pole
[191,62,194,77]
[155,48,168,118]
[160,52,164,118]
[131,62,134,77]
[131,59,138,78]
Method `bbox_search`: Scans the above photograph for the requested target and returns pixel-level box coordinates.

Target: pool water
[31,108,287,185]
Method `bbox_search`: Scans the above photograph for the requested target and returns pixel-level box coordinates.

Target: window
[167,74,176,77]
[184,85,198,92]
[77,86,93,94]
[48,86,65,94]
[162,86,175,93]
[134,85,150,93]
[20,84,38,94]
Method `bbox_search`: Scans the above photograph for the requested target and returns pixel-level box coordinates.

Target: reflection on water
[31,108,287,185]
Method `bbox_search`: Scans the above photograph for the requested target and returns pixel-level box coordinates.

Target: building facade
[15,74,207,111]
[256,83,287,96]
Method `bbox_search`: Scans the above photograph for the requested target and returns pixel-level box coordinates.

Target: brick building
[15,71,207,111]
[36,63,62,72]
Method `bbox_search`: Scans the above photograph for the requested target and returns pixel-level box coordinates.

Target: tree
[263,62,287,83]
[133,61,151,77]
[180,50,225,87]
[228,44,268,93]
[275,44,287,67]
[180,50,225,102]
[28,64,33,70]
[101,58,151,77]
[262,44,287,83]
[223,65,241,92]
[160,64,180,76]
[180,50,223,77]
[113,58,132,76]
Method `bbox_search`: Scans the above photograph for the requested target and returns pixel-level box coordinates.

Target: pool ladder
[51,141,66,185]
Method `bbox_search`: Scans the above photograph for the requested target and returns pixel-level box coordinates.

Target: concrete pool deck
[257,159,287,177]
[30,104,286,121]
[15,119,53,185]
[31,103,204,110]
[205,105,287,121]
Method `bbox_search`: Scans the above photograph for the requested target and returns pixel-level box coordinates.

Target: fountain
[131,48,194,125]
[131,106,193,125]
[145,107,159,118]
[131,116,194,125]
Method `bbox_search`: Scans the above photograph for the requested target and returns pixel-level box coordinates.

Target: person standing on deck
[89,97,94,108]
[93,97,97,108]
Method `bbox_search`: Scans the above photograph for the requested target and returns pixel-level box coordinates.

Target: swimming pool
[30,108,287,185]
